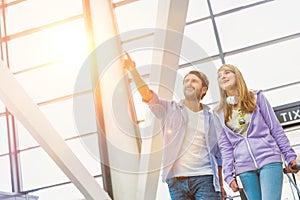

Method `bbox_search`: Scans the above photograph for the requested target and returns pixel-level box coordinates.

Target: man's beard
[184,88,200,101]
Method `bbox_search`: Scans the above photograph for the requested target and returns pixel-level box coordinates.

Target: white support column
[137,0,190,199]
[0,63,110,200]
[84,0,141,199]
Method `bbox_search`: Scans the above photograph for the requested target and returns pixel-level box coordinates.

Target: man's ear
[200,86,208,100]
[202,86,208,94]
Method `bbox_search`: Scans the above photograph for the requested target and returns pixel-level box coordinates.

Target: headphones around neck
[226,96,238,105]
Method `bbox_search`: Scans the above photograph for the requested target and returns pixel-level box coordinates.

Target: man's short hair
[183,70,209,88]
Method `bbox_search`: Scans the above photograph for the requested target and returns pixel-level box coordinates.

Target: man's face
[183,74,207,101]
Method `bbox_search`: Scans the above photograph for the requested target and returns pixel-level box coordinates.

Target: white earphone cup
[227,96,237,105]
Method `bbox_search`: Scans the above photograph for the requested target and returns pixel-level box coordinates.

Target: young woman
[214,64,299,200]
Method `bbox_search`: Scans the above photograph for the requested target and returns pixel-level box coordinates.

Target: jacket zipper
[220,111,259,169]
[243,111,258,169]
[244,136,258,169]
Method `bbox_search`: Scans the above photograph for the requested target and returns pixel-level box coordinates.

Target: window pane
[286,126,300,147]
[14,60,91,103]
[6,0,83,35]
[225,37,300,91]
[132,90,148,122]
[0,12,4,33]
[216,0,300,52]
[17,121,39,150]
[31,171,103,200]
[20,148,69,190]
[157,175,171,200]
[0,102,5,113]
[95,176,104,188]
[1,18,9,66]
[0,117,9,155]
[186,0,209,22]
[5,0,18,3]
[264,85,300,108]
[17,95,97,149]
[120,48,152,75]
[0,156,12,192]
[31,182,84,200]
[211,0,263,13]
[40,99,88,139]
[8,19,88,71]
[72,93,98,135]
[66,136,101,176]
[183,20,219,59]
[115,0,158,33]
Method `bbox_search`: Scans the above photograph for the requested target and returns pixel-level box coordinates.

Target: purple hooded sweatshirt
[214,90,297,186]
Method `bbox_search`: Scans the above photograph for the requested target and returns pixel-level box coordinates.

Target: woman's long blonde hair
[216,64,256,122]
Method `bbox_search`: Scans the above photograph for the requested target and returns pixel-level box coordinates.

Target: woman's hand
[284,160,299,174]
[123,51,136,71]
[229,179,239,192]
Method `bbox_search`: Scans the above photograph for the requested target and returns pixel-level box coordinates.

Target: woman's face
[218,69,237,91]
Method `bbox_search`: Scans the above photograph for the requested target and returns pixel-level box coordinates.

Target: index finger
[124,51,132,61]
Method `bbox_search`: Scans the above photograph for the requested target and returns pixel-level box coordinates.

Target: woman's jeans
[238,162,283,200]
[166,175,221,200]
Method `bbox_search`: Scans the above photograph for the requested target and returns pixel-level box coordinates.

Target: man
[123,52,224,200]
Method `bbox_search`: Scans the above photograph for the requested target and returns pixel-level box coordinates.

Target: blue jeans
[238,162,283,200]
[166,175,221,200]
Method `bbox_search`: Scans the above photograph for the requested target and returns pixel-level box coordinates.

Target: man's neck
[184,99,203,112]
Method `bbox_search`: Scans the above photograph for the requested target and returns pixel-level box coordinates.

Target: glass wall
[0,0,101,199]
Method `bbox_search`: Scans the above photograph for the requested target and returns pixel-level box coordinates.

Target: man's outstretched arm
[123,52,153,102]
